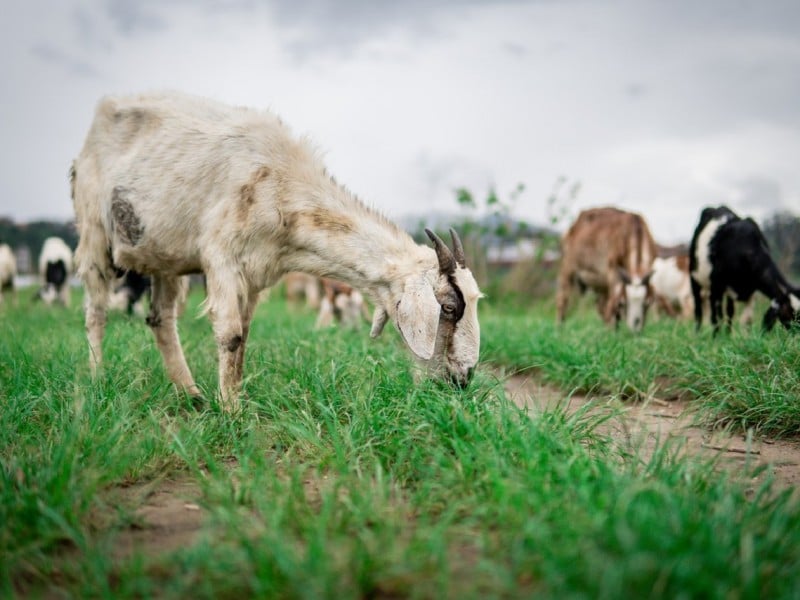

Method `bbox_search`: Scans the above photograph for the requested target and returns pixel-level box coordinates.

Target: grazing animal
[650,255,693,318]
[283,271,322,309]
[71,92,482,409]
[108,269,152,316]
[37,237,73,306]
[689,205,799,333]
[315,278,369,329]
[556,206,657,332]
[0,243,17,303]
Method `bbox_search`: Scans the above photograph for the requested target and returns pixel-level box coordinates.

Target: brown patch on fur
[111,187,144,245]
[306,209,354,234]
[239,165,271,212]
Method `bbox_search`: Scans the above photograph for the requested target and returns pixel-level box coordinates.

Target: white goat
[71,92,482,409]
[0,243,17,303]
[650,256,693,319]
[38,237,73,306]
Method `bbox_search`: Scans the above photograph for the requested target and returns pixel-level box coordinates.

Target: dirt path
[505,374,800,493]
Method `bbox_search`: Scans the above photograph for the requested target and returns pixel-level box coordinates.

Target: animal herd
[1,92,797,409]
[557,204,799,335]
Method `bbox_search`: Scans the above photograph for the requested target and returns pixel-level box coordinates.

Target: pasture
[2,286,800,598]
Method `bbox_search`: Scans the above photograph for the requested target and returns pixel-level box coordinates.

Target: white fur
[72,92,481,409]
[0,243,17,303]
[651,256,693,318]
[691,216,730,287]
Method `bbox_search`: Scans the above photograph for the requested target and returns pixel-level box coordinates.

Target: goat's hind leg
[234,289,259,391]
[148,275,201,398]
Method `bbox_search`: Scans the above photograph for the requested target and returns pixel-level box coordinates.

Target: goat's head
[371,228,482,388]
[763,289,800,331]
[615,267,654,333]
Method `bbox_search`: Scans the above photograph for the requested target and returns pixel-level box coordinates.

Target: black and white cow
[689,205,799,333]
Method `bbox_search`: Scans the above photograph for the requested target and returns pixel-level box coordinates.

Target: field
[2,287,800,598]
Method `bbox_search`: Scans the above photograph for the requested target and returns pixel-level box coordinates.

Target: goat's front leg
[555,270,572,323]
[690,278,704,331]
[205,272,248,411]
[148,275,200,398]
[233,289,259,390]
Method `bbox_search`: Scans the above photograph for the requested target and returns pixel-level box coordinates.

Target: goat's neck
[282,184,436,313]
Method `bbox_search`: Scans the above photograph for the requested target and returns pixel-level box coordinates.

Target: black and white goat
[108,269,151,316]
[71,92,482,409]
[689,205,799,333]
[37,237,73,306]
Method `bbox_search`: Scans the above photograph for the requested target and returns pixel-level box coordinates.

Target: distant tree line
[761,211,800,280]
[1,207,797,280]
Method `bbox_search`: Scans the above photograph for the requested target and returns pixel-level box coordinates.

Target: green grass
[2,288,800,598]
[482,298,800,437]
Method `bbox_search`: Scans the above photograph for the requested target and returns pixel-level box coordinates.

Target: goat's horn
[449,228,466,268]
[425,228,456,275]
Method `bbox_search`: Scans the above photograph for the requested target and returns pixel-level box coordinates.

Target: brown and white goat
[283,272,322,309]
[315,278,370,329]
[556,207,657,332]
[71,92,482,409]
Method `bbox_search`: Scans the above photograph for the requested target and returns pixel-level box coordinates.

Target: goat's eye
[442,303,456,315]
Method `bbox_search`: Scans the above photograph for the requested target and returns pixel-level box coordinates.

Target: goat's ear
[370,306,389,338]
[396,278,439,360]
[617,267,631,285]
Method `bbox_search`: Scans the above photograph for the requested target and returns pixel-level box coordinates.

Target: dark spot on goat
[111,187,144,245]
[146,312,162,328]
[45,260,67,287]
[226,335,243,353]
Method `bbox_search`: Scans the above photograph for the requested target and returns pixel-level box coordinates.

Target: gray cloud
[736,176,785,214]
[29,43,102,78]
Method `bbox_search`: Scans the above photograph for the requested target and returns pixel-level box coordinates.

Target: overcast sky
[2,0,799,244]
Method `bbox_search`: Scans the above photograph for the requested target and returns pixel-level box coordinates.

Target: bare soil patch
[505,374,800,493]
[113,478,205,561]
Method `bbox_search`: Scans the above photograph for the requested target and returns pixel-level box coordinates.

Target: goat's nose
[452,368,474,390]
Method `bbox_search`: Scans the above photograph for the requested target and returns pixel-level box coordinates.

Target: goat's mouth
[448,367,475,390]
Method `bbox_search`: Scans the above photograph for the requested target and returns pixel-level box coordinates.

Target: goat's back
[561,207,656,288]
